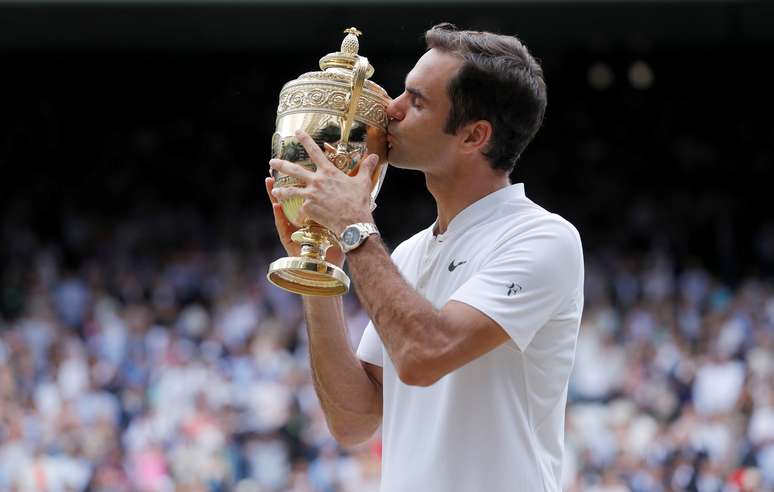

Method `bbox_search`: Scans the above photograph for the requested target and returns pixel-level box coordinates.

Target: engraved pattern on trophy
[278,87,348,114]
[277,85,389,129]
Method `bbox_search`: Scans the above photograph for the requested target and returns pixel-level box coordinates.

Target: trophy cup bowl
[267,28,391,296]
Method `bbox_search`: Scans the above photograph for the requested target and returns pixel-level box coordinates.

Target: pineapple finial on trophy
[319,27,374,79]
[341,27,362,55]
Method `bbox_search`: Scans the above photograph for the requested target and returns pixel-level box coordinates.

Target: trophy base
[267,257,350,296]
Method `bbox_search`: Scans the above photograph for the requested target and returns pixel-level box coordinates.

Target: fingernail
[271,189,279,196]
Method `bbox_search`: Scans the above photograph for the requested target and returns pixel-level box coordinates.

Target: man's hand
[269,130,378,236]
[265,176,345,267]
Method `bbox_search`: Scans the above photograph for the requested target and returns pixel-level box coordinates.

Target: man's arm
[265,176,382,447]
[347,237,510,387]
[302,296,383,447]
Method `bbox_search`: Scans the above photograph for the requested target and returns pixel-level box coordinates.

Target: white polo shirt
[356,183,584,492]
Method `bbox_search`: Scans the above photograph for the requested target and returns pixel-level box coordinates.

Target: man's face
[386,49,462,173]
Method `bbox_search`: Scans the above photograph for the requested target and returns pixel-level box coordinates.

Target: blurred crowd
[0,211,772,492]
[1,214,380,492]
[567,252,773,492]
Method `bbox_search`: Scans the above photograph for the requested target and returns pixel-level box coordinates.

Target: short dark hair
[425,23,547,173]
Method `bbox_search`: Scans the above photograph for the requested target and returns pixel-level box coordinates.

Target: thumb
[356,154,379,179]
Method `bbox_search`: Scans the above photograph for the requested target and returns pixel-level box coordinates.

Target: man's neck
[426,165,511,236]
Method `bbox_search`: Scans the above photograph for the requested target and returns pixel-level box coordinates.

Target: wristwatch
[340,223,380,253]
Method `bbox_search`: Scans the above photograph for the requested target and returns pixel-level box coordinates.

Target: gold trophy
[267,28,391,296]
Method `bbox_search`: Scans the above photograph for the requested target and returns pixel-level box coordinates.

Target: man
[266,23,584,492]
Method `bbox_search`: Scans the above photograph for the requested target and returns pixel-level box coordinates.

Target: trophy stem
[299,244,320,258]
[267,223,349,297]
[291,223,339,261]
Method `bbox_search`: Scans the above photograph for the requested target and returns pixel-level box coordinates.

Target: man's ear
[459,120,493,155]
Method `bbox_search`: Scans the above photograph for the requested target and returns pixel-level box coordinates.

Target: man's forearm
[302,296,382,445]
[347,237,449,386]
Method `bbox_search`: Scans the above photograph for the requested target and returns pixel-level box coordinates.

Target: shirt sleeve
[449,218,583,352]
[356,320,383,366]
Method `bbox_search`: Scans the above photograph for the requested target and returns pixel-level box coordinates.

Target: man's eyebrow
[406,87,427,101]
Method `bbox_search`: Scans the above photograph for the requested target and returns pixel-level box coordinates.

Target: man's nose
[386,95,405,122]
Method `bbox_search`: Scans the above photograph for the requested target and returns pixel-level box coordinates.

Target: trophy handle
[369,159,388,211]
[339,54,385,212]
[339,55,369,149]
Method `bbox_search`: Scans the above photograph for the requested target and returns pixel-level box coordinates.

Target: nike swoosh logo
[448,259,468,272]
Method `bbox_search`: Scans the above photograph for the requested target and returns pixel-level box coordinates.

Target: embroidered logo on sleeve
[507,282,523,296]
[448,259,468,272]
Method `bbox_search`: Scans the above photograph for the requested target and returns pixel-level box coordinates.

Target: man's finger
[266,179,290,228]
[269,158,315,182]
[295,130,336,171]
[356,154,380,179]
[271,185,308,202]
[265,177,279,205]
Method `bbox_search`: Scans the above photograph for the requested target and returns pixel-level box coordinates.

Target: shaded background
[3,0,774,278]
[1,1,773,491]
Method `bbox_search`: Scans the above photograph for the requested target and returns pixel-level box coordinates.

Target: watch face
[342,227,362,246]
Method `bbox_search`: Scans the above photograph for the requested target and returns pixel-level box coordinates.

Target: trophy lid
[318,27,376,79]
[276,27,390,130]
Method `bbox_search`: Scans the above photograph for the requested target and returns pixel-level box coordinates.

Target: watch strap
[356,223,379,236]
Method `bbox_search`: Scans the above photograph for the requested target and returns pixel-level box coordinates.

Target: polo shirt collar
[433,183,526,242]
